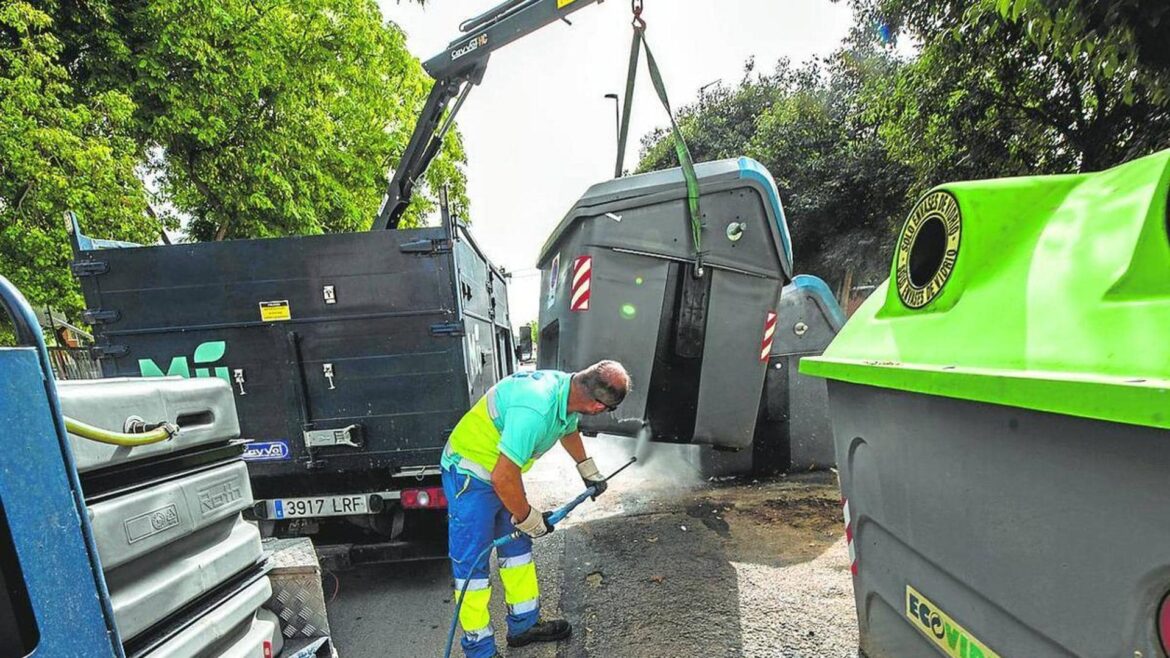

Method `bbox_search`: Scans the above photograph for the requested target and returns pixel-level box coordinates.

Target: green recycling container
[802,149,1170,658]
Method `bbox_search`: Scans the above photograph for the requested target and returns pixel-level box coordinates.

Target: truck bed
[74,226,511,500]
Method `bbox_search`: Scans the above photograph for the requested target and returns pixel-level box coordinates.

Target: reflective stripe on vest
[485,386,500,422]
[444,440,493,482]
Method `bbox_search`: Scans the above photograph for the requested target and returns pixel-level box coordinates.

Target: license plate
[269,494,368,519]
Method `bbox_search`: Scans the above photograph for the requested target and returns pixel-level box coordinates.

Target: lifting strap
[615,0,705,275]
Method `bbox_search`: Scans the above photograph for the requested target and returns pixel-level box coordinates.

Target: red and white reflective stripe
[570,256,592,312]
[759,311,778,361]
[843,498,858,575]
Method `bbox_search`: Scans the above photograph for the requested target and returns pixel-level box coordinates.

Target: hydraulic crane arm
[373,0,605,230]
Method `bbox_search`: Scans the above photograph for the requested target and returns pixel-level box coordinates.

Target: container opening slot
[176,410,215,429]
[909,216,947,288]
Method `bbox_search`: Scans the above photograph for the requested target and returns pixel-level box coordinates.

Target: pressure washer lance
[443,456,638,658]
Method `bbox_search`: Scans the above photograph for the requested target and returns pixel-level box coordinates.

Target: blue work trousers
[442,466,540,658]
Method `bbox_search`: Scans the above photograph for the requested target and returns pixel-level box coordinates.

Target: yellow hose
[64,416,177,447]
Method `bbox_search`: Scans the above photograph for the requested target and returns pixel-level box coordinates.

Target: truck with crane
[71,0,841,567]
[70,0,608,566]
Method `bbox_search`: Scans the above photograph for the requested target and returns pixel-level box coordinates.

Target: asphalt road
[325,436,857,658]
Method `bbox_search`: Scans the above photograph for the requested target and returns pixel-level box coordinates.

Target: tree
[993,0,1170,105]
[1,0,465,322]
[639,59,780,172]
[0,1,156,315]
[638,49,914,289]
[855,0,1170,187]
[54,0,465,240]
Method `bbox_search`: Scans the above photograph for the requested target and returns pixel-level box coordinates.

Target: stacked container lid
[58,377,282,658]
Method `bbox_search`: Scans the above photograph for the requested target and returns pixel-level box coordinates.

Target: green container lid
[802,149,1170,429]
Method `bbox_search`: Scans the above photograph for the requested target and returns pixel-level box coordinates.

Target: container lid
[539,157,793,278]
[802,149,1170,430]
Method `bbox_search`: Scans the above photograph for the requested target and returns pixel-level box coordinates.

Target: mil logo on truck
[906,585,1001,658]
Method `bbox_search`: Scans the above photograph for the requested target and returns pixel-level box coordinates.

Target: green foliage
[57,0,465,240]
[992,0,1170,105]
[638,0,1170,289]
[0,1,155,313]
[857,0,1170,184]
[748,50,914,282]
[1,0,463,320]
[639,51,914,287]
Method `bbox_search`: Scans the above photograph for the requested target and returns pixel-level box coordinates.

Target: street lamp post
[699,78,722,104]
[605,93,620,177]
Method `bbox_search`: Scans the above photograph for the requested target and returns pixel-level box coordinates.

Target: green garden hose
[64,416,178,447]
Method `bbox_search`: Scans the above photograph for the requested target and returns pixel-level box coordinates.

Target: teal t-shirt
[442,370,580,481]
[495,370,579,468]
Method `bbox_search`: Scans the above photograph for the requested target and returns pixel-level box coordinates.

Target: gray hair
[575,360,631,408]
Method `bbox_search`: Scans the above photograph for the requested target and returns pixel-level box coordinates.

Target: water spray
[633,422,655,464]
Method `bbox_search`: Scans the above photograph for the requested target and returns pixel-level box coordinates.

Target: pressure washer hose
[64,416,178,447]
[443,457,637,658]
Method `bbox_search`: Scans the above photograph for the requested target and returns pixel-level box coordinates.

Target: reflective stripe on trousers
[442,465,540,658]
[498,551,539,616]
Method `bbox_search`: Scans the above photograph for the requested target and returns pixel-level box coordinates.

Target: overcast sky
[380,0,854,330]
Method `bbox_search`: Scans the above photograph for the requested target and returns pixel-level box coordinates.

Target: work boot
[506,619,572,648]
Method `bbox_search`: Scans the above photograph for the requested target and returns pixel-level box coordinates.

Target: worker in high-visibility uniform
[441,360,630,658]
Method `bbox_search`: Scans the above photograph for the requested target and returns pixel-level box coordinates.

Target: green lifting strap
[615,10,705,273]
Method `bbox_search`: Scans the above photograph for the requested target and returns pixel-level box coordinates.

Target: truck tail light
[1158,593,1170,656]
[262,640,273,658]
[402,486,447,509]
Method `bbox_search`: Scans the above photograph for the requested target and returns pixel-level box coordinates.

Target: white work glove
[577,457,607,499]
[514,507,554,539]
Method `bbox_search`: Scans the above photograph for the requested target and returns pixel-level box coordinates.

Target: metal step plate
[57,377,240,474]
[89,461,253,572]
[107,516,262,641]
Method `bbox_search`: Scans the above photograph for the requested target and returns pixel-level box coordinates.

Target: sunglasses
[594,395,621,413]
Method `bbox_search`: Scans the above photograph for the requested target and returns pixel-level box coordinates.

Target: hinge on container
[82,308,120,324]
[71,260,109,277]
[400,238,453,255]
[430,321,465,337]
[90,344,128,358]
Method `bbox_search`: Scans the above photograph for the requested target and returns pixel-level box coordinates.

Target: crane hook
[631,0,646,29]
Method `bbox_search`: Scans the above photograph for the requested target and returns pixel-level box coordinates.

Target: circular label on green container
[896,191,961,309]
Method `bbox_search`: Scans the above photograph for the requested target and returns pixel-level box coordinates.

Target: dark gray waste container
[537,157,793,450]
[769,275,845,471]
